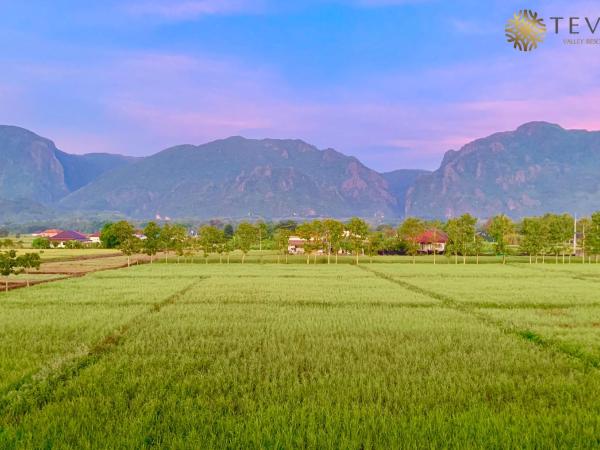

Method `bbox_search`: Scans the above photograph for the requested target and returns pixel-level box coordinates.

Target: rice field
[0,263,599,448]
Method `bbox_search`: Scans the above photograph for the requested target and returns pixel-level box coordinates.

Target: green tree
[520,217,543,263]
[366,232,384,263]
[542,214,573,264]
[309,220,324,264]
[198,225,223,264]
[235,222,257,264]
[487,215,515,264]
[143,222,162,263]
[224,238,235,264]
[346,217,369,265]
[425,220,445,264]
[445,219,461,264]
[223,224,234,239]
[275,220,297,232]
[295,222,314,264]
[586,212,600,263]
[452,214,477,264]
[256,222,269,252]
[32,237,51,249]
[100,222,120,249]
[323,219,344,264]
[398,217,425,264]
[111,221,139,267]
[159,224,174,263]
[0,250,41,291]
[65,240,83,249]
[274,228,291,264]
[171,225,188,263]
[445,215,477,265]
[473,234,485,264]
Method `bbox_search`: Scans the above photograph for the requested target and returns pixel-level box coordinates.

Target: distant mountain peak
[59,136,401,219]
[0,125,135,204]
[516,121,563,134]
[406,122,600,219]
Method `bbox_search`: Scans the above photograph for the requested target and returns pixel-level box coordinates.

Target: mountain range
[0,122,599,223]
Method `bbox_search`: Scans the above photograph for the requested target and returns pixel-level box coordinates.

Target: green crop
[1,263,599,448]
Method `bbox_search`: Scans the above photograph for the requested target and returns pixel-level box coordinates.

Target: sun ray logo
[505,10,547,51]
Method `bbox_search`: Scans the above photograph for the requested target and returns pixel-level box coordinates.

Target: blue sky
[0,0,598,170]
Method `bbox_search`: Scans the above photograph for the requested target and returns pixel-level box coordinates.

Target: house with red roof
[49,230,92,247]
[33,229,63,238]
[417,229,448,254]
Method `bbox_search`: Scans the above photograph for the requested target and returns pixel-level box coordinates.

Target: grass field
[0,263,599,448]
[16,248,121,261]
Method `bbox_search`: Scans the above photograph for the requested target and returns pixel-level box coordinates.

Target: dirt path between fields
[1,253,157,293]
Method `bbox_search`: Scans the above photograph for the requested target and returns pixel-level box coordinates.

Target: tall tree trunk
[335,252,338,264]
[328,251,331,265]
[127,256,131,267]
[433,250,436,265]
[242,253,245,264]
[476,254,480,265]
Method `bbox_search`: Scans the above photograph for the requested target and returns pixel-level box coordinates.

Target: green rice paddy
[0,263,599,448]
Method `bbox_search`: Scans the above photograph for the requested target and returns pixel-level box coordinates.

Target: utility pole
[573,214,577,256]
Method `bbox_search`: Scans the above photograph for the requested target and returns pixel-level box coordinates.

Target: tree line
[96,211,600,265]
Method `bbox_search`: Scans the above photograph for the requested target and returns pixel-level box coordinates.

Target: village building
[87,232,101,244]
[417,229,448,254]
[49,230,91,247]
[33,229,63,238]
[288,236,306,254]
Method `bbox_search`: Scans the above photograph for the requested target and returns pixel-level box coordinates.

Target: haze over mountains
[1,122,599,223]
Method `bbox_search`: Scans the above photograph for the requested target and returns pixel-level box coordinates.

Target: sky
[0,0,599,171]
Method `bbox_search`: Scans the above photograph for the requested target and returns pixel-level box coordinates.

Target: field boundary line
[357,265,600,370]
[0,257,155,294]
[507,262,600,283]
[0,277,207,429]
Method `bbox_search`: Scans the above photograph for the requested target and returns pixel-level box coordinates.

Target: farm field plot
[16,248,121,261]
[0,263,599,448]
[33,254,149,275]
[371,263,600,307]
